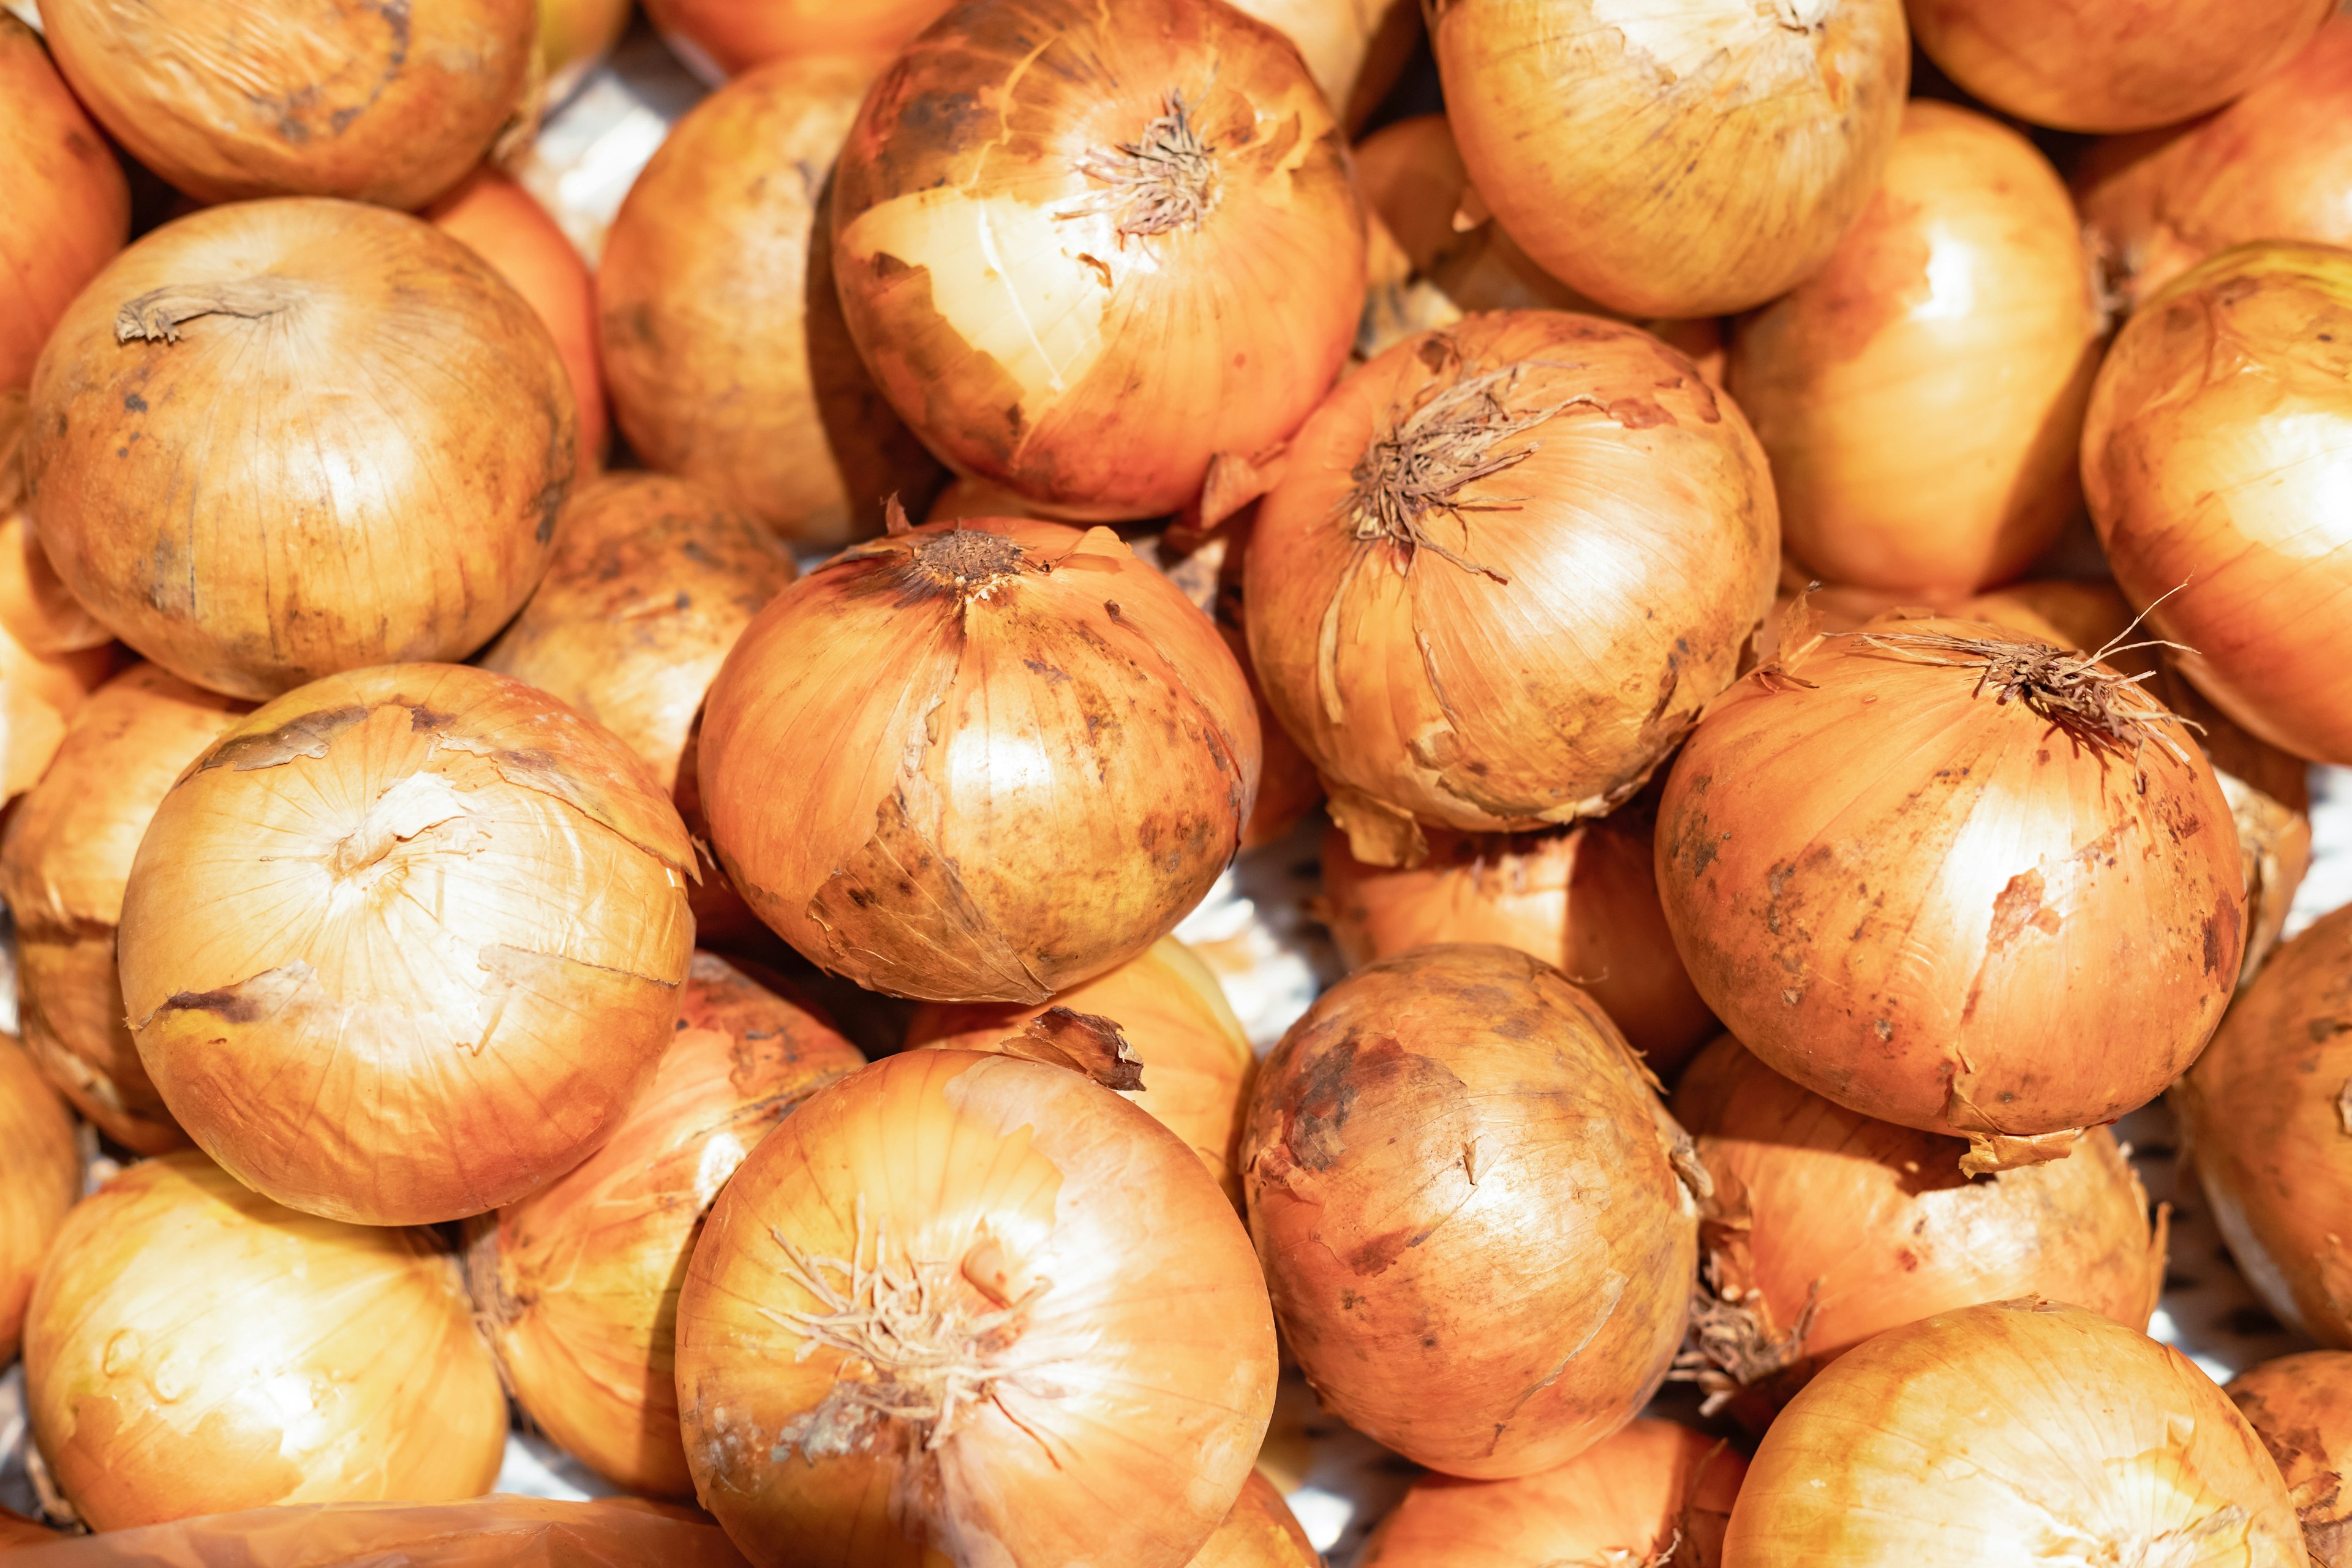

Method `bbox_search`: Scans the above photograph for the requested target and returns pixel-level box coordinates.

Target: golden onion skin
[0,1032,78,1365]
[0,15,127,393]
[2231,1352,2352,1567]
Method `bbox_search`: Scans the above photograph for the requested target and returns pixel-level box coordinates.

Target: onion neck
[910,529,1027,601]
[1071,92,1221,238]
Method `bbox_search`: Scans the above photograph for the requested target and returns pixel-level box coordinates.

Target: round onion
[27,198,577,701]
[2081,240,2352,764]
[537,0,635,104]
[0,516,110,659]
[0,663,247,1152]
[0,601,112,807]
[116,662,695,1225]
[831,0,1366,521]
[1431,0,1907,318]
[2231,1352,2352,1567]
[1722,1298,2304,1564]
[1242,943,1698,1477]
[674,1048,1278,1566]
[643,0,948,80]
[698,517,1260,1003]
[24,1152,507,1532]
[0,13,128,393]
[467,952,862,1496]
[1246,310,1777,867]
[925,475,1041,525]
[1728,101,2103,596]
[0,1031,78,1365]
[1191,1472,1321,1567]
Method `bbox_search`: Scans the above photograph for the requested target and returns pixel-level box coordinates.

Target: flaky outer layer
[2231,1352,2352,1567]
[116,663,695,1226]
[0,1033,78,1365]
[0,15,127,391]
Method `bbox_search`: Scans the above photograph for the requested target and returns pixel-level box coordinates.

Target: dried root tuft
[1668,1257,1821,1417]
[1069,92,1219,239]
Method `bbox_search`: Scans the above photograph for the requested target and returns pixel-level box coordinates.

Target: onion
[0,516,110,659]
[674,1048,1278,1566]
[0,663,247,1152]
[1722,1298,2304,1564]
[1656,613,2243,1172]
[2081,241,2352,764]
[26,198,576,701]
[642,0,948,80]
[23,1152,507,1532]
[2231,1352,2352,1567]
[1,14,127,393]
[0,1031,78,1365]
[41,0,533,208]
[1430,0,1907,319]
[0,598,112,807]
[925,475,1042,525]
[1360,1419,1746,1567]
[537,0,635,105]
[0,1509,52,1547]
[116,662,696,1226]
[1727,101,2104,597]
[1245,310,1778,867]
[1242,943,1698,1477]
[467,952,862,1496]
[698,518,1260,1003]
[1226,0,1408,120]
[831,0,1366,522]
[1191,1472,1321,1567]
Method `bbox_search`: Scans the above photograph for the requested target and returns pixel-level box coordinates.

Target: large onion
[674,1049,1278,1566]
[1,13,127,393]
[1191,1472,1320,1568]
[1242,943,1698,1477]
[1431,0,1907,318]
[26,198,576,701]
[2231,1352,2352,1567]
[643,0,949,80]
[24,1152,507,1532]
[0,1031,78,1365]
[831,0,1366,521]
[1246,311,1777,867]
[1722,1299,2304,1564]
[116,663,695,1225]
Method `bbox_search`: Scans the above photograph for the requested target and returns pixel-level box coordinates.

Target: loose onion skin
[1242,944,1698,1479]
[674,1049,1278,1567]
[2231,1352,2352,1567]
[1722,1299,2304,1566]
[0,1032,78,1365]
[643,0,948,80]
[831,0,1366,521]
[24,1153,508,1533]
[1432,0,1908,319]
[1,15,128,393]
[117,663,696,1226]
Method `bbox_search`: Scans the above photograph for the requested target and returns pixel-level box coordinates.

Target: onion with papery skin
[0,1032,78,1365]
[117,663,695,1226]
[643,0,947,80]
[1226,0,1406,119]
[0,13,127,393]
[2231,1352,2352,1567]
[674,1049,1278,1567]
[24,1152,507,1533]
[1728,101,2104,597]
[0,394,110,658]
[27,198,576,701]
[1431,0,1907,319]
[1246,311,1777,867]
[831,0,1365,521]
[0,604,111,807]
[1190,1472,1320,1568]
[698,517,1260,1003]
[537,0,635,105]
[1242,944,1698,1478]
[467,952,862,1497]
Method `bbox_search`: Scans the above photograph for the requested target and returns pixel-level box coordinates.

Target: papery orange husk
[0,14,127,393]
[2231,1352,2352,1567]
[116,663,695,1226]
[641,0,944,80]
[0,1032,78,1365]
[1189,1471,1320,1568]
[537,0,635,105]
[1242,944,1698,1478]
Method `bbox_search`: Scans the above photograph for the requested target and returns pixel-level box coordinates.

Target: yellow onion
[116,663,695,1225]
[1227,0,1409,121]
[467,953,863,1496]
[0,1032,78,1364]
[537,0,635,105]
[24,1152,507,1532]
[1243,944,1698,1478]
[831,0,1366,521]
[26,199,576,701]
[0,516,111,659]
[1191,1472,1320,1568]
[0,13,127,392]
[1722,1299,2304,1564]
[2231,1352,2352,1567]
[1728,101,2103,596]
[698,518,1260,1003]
[643,0,948,80]
[0,663,247,1152]
[2082,241,2352,764]
[0,600,112,807]
[674,1049,1278,1566]
[1431,0,1908,318]
[1246,311,1777,867]
[924,476,1040,525]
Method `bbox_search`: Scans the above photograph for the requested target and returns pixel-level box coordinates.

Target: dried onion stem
[1070,92,1220,238]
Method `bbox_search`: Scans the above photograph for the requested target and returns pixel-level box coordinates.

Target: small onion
[0,600,112,806]
[0,13,127,393]
[831,0,1366,521]
[0,515,111,658]
[674,1049,1278,1567]
[1246,311,1777,867]
[1189,1472,1320,1568]
[2231,1352,2352,1567]
[0,1032,78,1364]
[537,0,635,105]
[117,663,695,1226]
[1242,943,1698,1478]
[24,1152,508,1532]
[1722,1299,2304,1565]
[643,0,948,80]
[1431,0,1908,318]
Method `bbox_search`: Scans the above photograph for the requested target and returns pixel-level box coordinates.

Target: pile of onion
[1,13,127,392]
[831,0,1365,520]
[1243,944,1698,1477]
[1246,311,1777,867]
[2082,241,2352,764]
[1724,1299,2304,1564]
[24,1153,507,1532]
[1430,0,1907,318]
[2231,1352,2352,1566]
[643,0,951,80]
[117,663,695,1225]
[674,1049,1278,1567]
[1190,1473,1321,1568]
[0,1033,78,1365]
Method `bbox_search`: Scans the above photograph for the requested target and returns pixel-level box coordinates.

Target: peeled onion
[24,1152,507,1532]
[0,1031,78,1365]
[1190,1472,1320,1568]
[1,13,128,392]
[1242,943,1698,1477]
[674,1049,1278,1567]
[643,0,948,80]
[2231,1352,2352,1567]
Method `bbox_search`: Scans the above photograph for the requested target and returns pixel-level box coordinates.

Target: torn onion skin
[0,14,128,393]
[116,663,696,1226]
[673,1049,1278,1567]
[0,1032,78,1365]
[641,0,947,80]
[1190,1470,1321,1567]
[1241,944,1698,1479]
[1721,1299,2305,1566]
[831,0,1366,521]
[2231,1352,2352,1567]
